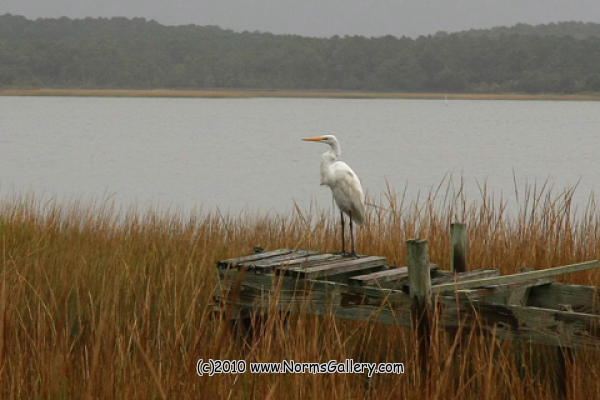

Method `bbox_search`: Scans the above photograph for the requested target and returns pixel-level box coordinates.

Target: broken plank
[218,249,294,268]
[349,264,439,286]
[432,260,600,293]
[282,256,387,279]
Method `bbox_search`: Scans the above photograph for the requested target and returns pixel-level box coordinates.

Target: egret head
[302,135,338,146]
[302,134,341,157]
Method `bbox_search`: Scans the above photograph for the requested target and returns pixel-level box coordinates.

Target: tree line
[1,14,600,93]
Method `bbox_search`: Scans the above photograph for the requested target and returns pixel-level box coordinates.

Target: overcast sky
[2,0,600,37]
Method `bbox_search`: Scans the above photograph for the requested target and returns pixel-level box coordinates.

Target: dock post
[450,223,467,273]
[407,239,432,380]
[408,239,432,308]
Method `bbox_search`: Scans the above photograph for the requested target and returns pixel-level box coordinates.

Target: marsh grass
[2,180,600,399]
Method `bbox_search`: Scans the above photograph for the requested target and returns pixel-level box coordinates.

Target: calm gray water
[1,96,599,216]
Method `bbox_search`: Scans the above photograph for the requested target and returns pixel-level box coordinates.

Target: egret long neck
[319,141,341,186]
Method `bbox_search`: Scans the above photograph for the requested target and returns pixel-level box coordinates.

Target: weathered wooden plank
[237,250,320,269]
[282,256,387,279]
[441,302,600,348]
[432,260,600,293]
[528,283,600,314]
[349,264,439,286]
[450,223,467,273]
[252,253,343,270]
[454,277,554,306]
[218,248,294,267]
[430,269,499,286]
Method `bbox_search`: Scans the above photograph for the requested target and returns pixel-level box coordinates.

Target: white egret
[302,135,365,255]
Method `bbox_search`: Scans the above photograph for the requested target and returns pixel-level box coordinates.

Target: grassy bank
[2,88,600,101]
[1,183,600,398]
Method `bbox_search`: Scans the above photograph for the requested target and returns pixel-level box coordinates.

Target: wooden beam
[450,223,467,273]
[432,260,600,293]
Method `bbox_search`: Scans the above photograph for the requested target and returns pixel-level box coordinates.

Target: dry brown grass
[2,88,600,101]
[1,181,600,399]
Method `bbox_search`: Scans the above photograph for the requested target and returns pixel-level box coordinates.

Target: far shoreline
[1,88,600,101]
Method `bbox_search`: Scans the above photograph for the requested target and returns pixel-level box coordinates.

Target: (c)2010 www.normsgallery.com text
[196,359,405,378]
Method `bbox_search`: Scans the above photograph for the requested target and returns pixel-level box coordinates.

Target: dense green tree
[1,14,600,93]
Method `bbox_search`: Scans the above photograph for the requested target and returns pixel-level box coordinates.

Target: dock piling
[450,223,467,273]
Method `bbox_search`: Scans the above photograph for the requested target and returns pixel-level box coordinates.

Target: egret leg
[349,211,356,256]
[340,211,346,254]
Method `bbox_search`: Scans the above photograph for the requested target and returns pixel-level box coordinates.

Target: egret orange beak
[302,136,326,142]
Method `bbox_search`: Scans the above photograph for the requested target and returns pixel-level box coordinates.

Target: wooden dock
[215,224,600,349]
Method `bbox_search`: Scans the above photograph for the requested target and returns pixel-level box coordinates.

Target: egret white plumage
[302,135,365,255]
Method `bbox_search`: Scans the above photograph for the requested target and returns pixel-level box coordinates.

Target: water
[1,96,600,216]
